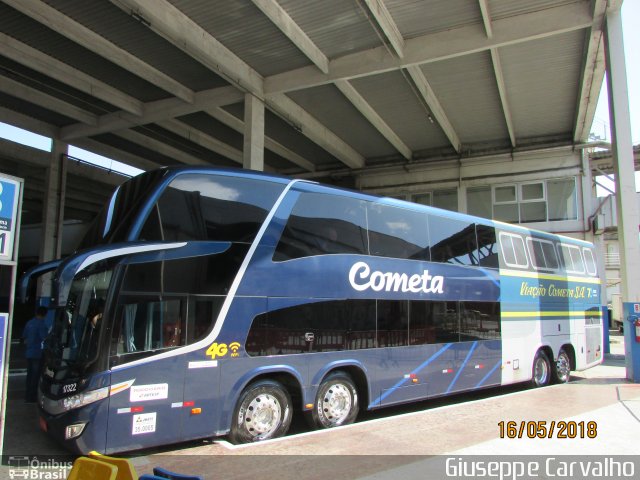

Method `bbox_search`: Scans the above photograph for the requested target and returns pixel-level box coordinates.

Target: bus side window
[187,297,224,344]
[558,243,585,274]
[409,301,459,344]
[583,248,597,276]
[274,192,368,261]
[476,224,498,268]
[526,237,559,271]
[498,232,528,268]
[367,203,429,261]
[140,174,284,243]
[112,296,185,358]
[428,215,478,266]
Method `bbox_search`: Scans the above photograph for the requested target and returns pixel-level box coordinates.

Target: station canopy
[0,0,616,221]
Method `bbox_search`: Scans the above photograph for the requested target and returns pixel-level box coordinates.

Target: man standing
[22,306,48,403]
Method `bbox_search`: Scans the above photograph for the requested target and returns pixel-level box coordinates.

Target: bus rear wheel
[229,379,292,444]
[307,371,359,429]
[531,350,552,387]
[552,348,571,384]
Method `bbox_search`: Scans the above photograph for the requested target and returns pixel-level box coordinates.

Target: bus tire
[307,371,359,429]
[229,379,292,444]
[552,348,571,384]
[531,350,552,388]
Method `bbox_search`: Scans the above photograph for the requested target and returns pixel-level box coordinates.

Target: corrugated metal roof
[420,52,509,145]
[499,29,586,139]
[350,70,450,151]
[0,2,169,103]
[47,0,228,92]
[0,0,605,182]
[277,0,382,59]
[0,56,116,115]
[168,0,311,77]
[386,0,483,38]
[489,0,579,20]
[0,91,74,127]
[287,84,398,159]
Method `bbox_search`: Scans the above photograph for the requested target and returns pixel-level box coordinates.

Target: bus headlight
[65,423,86,440]
[62,387,109,411]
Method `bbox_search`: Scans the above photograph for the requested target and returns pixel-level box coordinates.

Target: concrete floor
[1,332,638,479]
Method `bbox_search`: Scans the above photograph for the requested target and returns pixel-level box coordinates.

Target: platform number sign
[0,178,19,260]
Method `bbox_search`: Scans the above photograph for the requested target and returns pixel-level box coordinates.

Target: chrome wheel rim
[534,356,549,385]
[556,353,570,382]
[321,383,352,424]
[244,394,281,438]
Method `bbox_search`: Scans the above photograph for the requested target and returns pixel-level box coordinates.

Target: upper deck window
[558,244,585,274]
[274,192,368,260]
[428,215,478,266]
[140,174,284,243]
[526,238,559,271]
[499,232,528,268]
[583,248,598,276]
[367,203,429,261]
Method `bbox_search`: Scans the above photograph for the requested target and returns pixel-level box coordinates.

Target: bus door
[105,296,187,452]
[180,296,228,441]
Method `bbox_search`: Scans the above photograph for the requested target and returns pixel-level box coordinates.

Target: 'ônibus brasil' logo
[349,261,444,294]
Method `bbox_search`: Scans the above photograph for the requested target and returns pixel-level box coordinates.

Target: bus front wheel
[531,350,552,388]
[229,379,293,444]
[552,348,571,384]
[307,371,359,429]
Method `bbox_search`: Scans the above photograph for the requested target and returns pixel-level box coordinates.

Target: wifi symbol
[229,342,241,356]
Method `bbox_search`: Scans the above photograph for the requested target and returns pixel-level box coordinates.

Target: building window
[547,178,578,221]
[466,178,578,224]
[519,182,546,222]
[493,185,518,223]
[412,189,458,212]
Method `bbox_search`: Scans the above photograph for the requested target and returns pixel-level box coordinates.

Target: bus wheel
[531,350,551,387]
[308,372,359,429]
[229,380,292,444]
[552,348,571,384]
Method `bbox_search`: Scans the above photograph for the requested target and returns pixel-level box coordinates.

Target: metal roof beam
[60,86,243,140]
[490,48,516,147]
[264,1,594,94]
[114,129,209,166]
[0,75,98,125]
[0,106,59,139]
[111,0,263,96]
[206,108,316,172]
[251,0,329,74]
[573,0,607,142]
[405,66,461,153]
[478,0,493,38]
[0,32,143,116]
[3,0,194,103]
[267,94,366,169]
[111,0,364,169]
[479,1,516,147]
[156,119,243,164]
[360,0,405,58]
[71,137,159,172]
[335,80,411,159]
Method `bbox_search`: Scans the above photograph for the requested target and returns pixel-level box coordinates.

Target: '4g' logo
[206,342,228,359]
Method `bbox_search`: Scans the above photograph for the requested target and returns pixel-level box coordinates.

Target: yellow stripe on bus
[502,311,602,318]
[500,269,601,285]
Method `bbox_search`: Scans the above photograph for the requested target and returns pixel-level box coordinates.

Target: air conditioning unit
[592,214,605,234]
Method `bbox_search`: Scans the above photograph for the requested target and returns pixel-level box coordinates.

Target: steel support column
[604,9,640,381]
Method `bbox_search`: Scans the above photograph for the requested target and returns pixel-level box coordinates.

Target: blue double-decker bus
[20,166,603,453]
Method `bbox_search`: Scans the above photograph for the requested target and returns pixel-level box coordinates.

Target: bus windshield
[78,169,167,249]
[47,262,113,372]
